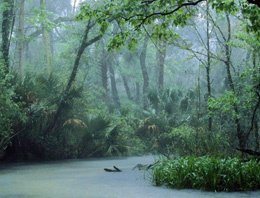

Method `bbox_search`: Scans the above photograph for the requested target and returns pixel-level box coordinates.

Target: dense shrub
[158,125,230,157]
[0,70,27,158]
[152,157,260,191]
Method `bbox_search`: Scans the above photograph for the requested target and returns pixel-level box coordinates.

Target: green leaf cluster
[152,157,260,191]
[208,91,241,119]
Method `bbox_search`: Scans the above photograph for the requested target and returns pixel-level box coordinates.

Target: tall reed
[152,157,260,191]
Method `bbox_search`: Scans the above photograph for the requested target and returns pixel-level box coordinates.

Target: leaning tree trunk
[44,20,103,134]
[40,0,52,76]
[17,0,25,76]
[139,37,149,110]
[1,0,14,75]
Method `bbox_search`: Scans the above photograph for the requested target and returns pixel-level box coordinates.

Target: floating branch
[104,166,122,172]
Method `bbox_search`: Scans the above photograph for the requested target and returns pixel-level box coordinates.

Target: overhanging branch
[122,0,205,28]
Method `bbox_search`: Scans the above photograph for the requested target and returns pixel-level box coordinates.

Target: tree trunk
[1,0,14,74]
[122,74,133,100]
[109,64,121,108]
[224,13,243,149]
[206,2,212,132]
[18,0,25,76]
[135,82,140,103]
[255,116,259,151]
[157,42,166,89]
[40,0,52,76]
[100,49,109,100]
[50,30,54,56]
[253,51,259,151]
[139,37,149,110]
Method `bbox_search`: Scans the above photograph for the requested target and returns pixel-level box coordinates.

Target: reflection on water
[0,156,259,198]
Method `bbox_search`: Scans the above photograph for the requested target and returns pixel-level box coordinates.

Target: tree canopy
[77,0,260,49]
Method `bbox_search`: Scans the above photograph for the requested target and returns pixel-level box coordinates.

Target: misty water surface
[0,156,260,198]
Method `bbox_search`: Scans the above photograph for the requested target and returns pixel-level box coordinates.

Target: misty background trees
[0,0,259,161]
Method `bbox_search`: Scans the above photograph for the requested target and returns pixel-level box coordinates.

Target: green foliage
[159,125,228,156]
[0,72,86,160]
[152,157,260,191]
[208,91,241,119]
[148,88,182,115]
[77,0,199,50]
[210,0,260,37]
[210,0,239,14]
[209,65,260,124]
[26,6,59,31]
[79,112,143,157]
[77,0,260,52]
[0,66,27,158]
[241,2,260,38]
[107,31,129,50]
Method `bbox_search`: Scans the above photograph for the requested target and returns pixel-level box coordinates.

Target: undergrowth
[152,157,260,192]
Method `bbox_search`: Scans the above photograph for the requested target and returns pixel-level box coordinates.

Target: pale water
[0,156,260,198]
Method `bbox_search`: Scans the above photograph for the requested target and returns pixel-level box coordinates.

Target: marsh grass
[152,157,260,191]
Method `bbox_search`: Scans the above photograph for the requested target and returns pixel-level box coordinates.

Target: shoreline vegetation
[151,156,260,192]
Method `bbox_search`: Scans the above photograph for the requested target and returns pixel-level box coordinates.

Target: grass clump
[152,157,260,192]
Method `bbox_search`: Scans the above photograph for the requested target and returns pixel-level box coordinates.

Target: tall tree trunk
[206,2,212,132]
[50,30,54,56]
[224,13,243,149]
[18,0,25,76]
[109,64,121,108]
[135,82,140,103]
[255,116,259,151]
[100,49,109,100]
[40,0,52,76]
[195,75,201,153]
[25,42,31,61]
[122,74,133,100]
[140,37,149,110]
[1,0,14,74]
[253,51,259,151]
[157,41,166,89]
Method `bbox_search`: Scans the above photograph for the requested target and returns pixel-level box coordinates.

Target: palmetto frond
[63,118,87,129]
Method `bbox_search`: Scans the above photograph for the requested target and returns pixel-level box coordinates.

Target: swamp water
[0,156,260,198]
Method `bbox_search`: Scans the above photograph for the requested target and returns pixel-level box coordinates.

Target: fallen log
[104,166,122,172]
[113,166,122,172]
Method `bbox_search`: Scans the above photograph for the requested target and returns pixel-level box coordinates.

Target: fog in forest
[0,0,260,197]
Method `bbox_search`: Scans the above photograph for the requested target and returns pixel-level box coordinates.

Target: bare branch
[207,11,226,42]
[141,0,157,4]
[142,0,204,17]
